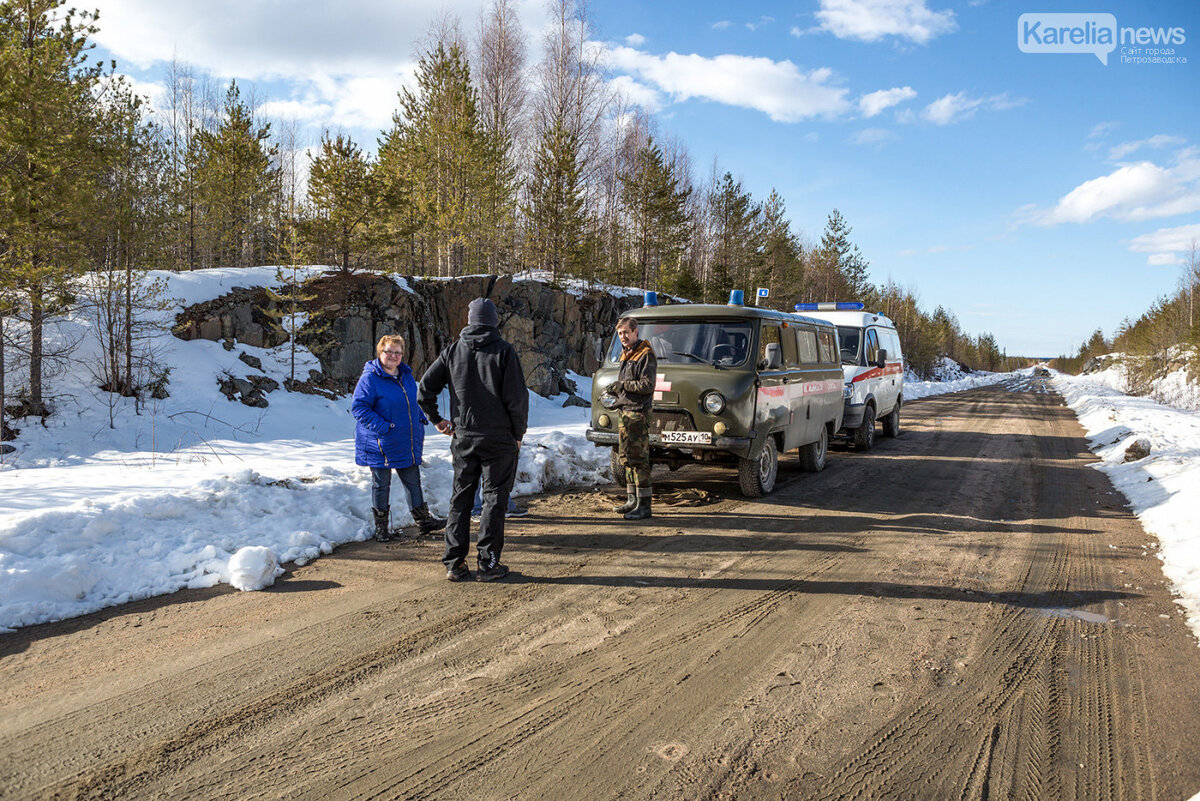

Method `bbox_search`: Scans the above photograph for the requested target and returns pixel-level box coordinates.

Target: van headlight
[600,392,618,409]
[702,391,726,414]
[843,383,853,400]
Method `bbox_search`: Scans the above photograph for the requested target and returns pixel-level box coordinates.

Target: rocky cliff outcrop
[174,272,644,398]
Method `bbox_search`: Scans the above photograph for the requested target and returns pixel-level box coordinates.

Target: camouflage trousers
[618,410,652,491]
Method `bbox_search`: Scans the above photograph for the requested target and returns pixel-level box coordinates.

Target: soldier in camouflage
[609,316,657,520]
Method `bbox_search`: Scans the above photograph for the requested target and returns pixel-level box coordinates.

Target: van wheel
[853,406,876,451]
[738,436,778,497]
[609,449,624,484]
[799,426,828,472]
[882,401,901,438]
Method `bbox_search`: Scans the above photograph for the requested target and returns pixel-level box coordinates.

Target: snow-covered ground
[1054,365,1200,645]
[0,267,611,631]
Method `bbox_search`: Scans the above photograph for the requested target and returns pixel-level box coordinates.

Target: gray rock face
[176,272,643,397]
[1123,438,1152,462]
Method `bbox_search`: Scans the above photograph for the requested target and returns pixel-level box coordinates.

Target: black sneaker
[446,563,472,582]
[506,505,528,517]
[475,562,509,582]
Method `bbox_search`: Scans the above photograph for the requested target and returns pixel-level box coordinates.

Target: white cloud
[746,16,775,32]
[91,0,471,79]
[852,128,894,145]
[1107,135,1186,161]
[918,91,1022,125]
[609,75,663,113]
[1033,155,1200,226]
[1128,223,1200,260]
[712,20,733,30]
[1147,252,1184,266]
[814,0,956,44]
[858,86,916,117]
[1089,121,1119,139]
[607,46,851,123]
[624,33,646,47]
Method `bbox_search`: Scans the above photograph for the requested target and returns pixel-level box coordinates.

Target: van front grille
[651,409,697,433]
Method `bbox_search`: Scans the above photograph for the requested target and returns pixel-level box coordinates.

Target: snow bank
[1054,371,1200,644]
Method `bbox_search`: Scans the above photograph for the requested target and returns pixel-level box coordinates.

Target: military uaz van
[586,292,844,497]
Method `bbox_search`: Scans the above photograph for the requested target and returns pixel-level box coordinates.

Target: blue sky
[90,0,1200,357]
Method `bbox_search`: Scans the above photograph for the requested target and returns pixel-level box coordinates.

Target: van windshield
[837,326,862,365]
[608,321,753,367]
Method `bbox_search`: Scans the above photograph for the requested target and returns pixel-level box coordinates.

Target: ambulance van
[587,292,844,497]
[793,302,904,451]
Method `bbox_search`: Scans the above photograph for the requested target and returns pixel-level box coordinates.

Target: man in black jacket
[419,298,528,582]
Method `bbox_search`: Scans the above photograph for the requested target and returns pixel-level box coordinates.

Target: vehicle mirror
[876,348,888,368]
[763,342,783,370]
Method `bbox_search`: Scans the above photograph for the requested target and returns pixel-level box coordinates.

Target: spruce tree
[816,209,871,301]
[526,119,586,280]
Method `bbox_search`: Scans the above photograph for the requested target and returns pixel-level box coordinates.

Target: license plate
[660,430,712,445]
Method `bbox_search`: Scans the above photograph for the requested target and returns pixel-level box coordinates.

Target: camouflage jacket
[612,339,657,413]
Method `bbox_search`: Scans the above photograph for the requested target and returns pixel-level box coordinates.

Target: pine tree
[759,189,803,309]
[0,0,105,416]
[619,137,692,291]
[304,133,378,274]
[193,81,279,269]
[706,172,762,303]
[385,41,489,276]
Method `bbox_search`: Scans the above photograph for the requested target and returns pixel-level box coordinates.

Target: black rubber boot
[623,493,652,521]
[372,508,392,542]
[413,503,446,535]
[613,484,637,514]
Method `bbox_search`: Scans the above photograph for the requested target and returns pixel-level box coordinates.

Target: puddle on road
[1039,607,1111,624]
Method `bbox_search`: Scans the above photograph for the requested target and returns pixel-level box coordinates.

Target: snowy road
[3,379,1199,800]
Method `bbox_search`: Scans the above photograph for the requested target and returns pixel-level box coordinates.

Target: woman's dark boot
[613,483,637,514]
[372,508,392,542]
[624,490,652,520]
[413,504,446,535]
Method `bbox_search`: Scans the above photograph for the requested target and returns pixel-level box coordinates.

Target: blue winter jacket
[351,359,426,469]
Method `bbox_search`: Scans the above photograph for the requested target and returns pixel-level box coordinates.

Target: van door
[788,325,823,450]
[868,326,897,415]
[755,323,788,443]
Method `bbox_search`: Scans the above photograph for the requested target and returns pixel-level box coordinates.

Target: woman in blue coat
[352,334,445,541]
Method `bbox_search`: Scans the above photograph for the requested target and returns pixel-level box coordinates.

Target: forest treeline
[1,0,1017,429]
[1056,249,1200,387]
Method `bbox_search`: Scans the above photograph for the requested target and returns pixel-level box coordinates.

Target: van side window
[759,324,781,366]
[865,328,880,363]
[818,330,837,364]
[797,328,819,365]
[781,327,799,367]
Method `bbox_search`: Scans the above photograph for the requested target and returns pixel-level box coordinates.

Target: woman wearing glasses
[352,334,445,541]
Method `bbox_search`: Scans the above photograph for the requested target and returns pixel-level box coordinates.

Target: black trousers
[443,435,519,569]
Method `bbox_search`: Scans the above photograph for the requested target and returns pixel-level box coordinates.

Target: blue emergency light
[728,290,744,306]
[644,291,658,307]
[794,302,865,311]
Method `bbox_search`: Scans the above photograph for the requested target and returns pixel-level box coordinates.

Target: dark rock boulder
[176,271,645,398]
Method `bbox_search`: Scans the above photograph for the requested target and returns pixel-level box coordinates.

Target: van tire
[799,425,828,472]
[609,449,623,484]
[739,436,778,497]
[853,406,876,451]
[882,401,901,438]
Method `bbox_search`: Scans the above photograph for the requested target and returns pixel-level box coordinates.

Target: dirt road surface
[4,378,1200,800]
